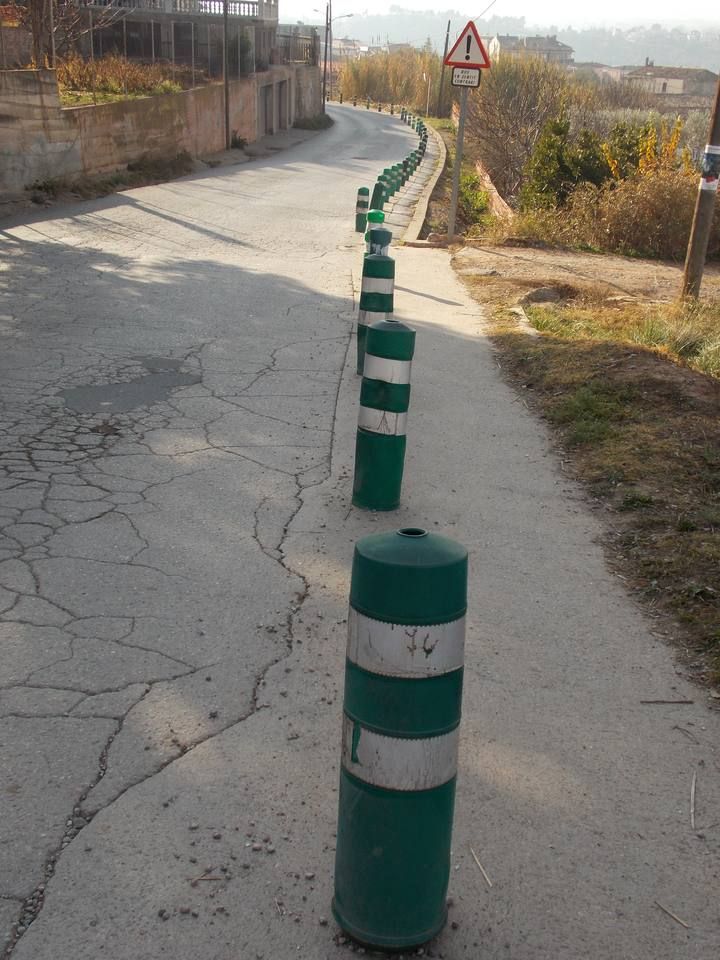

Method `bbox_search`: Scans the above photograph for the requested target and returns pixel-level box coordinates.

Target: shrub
[458,172,489,225]
[513,166,717,261]
[520,118,609,209]
[293,113,334,130]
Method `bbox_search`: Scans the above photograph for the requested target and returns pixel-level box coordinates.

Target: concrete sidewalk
[13,243,719,960]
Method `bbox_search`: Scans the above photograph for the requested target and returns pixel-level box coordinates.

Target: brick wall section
[0,65,321,195]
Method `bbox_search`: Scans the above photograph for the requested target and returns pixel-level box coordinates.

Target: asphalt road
[0,105,418,953]
[2,107,719,960]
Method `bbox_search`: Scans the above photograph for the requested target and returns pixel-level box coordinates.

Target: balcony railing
[78,0,279,20]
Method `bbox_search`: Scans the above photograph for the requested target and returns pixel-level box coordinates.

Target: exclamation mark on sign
[465,36,471,60]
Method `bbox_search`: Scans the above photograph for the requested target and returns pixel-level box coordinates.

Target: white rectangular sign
[451,67,481,88]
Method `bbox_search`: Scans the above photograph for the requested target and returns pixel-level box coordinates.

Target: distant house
[331,36,364,61]
[625,65,718,96]
[488,34,574,65]
[570,62,632,84]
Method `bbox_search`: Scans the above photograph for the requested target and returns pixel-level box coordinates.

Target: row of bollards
[332,111,465,954]
[353,113,428,508]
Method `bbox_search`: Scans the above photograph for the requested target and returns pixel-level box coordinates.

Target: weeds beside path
[454,243,720,689]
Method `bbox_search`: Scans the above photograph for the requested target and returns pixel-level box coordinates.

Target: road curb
[402,124,448,244]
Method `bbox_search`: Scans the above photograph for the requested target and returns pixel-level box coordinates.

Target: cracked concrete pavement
[2,105,719,960]
[0,105,424,952]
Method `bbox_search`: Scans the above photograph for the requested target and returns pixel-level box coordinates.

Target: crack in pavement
[0,316,355,956]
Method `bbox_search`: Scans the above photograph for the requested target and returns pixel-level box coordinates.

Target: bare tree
[465,56,570,201]
[15,0,122,65]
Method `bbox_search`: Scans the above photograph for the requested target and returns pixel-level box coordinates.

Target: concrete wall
[0,25,31,68]
[0,64,320,195]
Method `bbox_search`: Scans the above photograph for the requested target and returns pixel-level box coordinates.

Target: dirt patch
[454,242,720,304]
[454,243,720,690]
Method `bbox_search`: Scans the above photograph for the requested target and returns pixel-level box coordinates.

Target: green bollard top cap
[367,210,385,224]
[350,529,468,625]
[358,186,370,195]
[366,319,415,362]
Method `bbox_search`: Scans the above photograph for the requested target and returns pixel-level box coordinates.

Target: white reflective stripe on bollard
[360,277,395,295]
[347,609,465,677]
[358,310,389,324]
[362,355,412,385]
[358,407,408,436]
[341,716,459,791]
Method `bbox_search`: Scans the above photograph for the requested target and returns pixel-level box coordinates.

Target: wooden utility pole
[681,74,720,299]
[223,0,230,149]
[321,2,329,111]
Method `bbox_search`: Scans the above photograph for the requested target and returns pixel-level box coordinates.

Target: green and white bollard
[352,318,414,509]
[355,187,369,233]
[364,214,387,254]
[333,526,468,949]
[366,226,392,257]
[381,168,395,197]
[369,181,385,212]
[365,208,385,241]
[366,98,371,109]
[356,257,395,376]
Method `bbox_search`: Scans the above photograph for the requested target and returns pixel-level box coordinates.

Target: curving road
[0,105,417,953]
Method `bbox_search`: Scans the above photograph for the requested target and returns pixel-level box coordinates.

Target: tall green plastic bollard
[366,226,392,257]
[364,211,386,255]
[355,187,369,233]
[356,257,395,376]
[381,168,395,198]
[365,209,385,243]
[333,527,467,949]
[352,319,414,509]
[377,102,382,112]
[390,103,394,115]
[369,181,385,212]
[353,96,357,107]
[366,98,371,109]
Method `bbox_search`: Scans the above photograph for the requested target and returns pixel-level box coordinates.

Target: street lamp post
[329,12,353,101]
[316,6,353,106]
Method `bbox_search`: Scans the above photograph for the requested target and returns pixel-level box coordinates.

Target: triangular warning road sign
[444,20,491,69]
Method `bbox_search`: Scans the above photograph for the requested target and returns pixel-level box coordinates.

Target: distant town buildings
[624,64,718,97]
[487,34,574,65]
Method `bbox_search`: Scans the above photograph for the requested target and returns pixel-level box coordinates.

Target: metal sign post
[447,84,471,240]
[444,22,490,239]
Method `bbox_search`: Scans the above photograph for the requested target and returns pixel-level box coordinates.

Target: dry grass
[510,167,720,262]
[56,54,184,106]
[528,300,720,379]
[28,152,195,203]
[458,264,720,686]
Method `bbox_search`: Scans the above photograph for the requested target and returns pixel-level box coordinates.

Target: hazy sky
[282,0,717,30]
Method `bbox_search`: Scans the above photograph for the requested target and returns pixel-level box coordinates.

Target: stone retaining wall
[0,64,321,195]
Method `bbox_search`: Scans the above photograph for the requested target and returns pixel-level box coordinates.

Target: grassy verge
[420,122,491,239]
[27,152,195,204]
[465,280,720,685]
